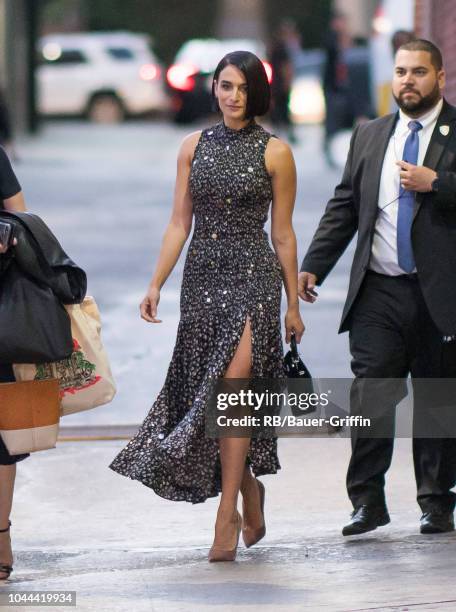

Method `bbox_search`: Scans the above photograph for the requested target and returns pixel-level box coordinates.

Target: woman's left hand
[285,306,305,344]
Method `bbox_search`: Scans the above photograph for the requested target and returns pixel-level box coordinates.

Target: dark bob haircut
[212,50,270,119]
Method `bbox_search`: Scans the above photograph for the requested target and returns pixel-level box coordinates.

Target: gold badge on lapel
[439,125,450,136]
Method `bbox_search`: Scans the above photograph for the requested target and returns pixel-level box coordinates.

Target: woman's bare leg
[240,466,263,529]
[0,464,15,577]
[213,319,252,549]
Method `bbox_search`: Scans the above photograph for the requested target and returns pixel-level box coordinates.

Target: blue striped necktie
[397,120,423,273]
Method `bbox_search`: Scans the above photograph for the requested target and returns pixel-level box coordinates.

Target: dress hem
[108,460,281,505]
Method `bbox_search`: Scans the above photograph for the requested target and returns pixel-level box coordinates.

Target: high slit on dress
[109,120,285,503]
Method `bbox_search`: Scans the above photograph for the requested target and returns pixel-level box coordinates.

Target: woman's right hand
[140,286,162,323]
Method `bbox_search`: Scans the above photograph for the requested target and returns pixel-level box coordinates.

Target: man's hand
[396,161,437,192]
[298,271,318,303]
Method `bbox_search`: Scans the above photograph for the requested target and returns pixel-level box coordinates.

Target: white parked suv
[37,32,169,122]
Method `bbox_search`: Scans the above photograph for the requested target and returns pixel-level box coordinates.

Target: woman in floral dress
[110,51,304,562]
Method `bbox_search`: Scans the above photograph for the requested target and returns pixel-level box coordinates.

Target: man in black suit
[299,39,456,535]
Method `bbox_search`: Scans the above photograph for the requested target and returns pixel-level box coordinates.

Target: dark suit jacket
[301,99,456,335]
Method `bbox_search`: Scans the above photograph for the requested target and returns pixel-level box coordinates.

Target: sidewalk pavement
[4,435,456,612]
[3,121,455,611]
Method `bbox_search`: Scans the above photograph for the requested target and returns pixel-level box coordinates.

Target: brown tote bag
[0,379,60,454]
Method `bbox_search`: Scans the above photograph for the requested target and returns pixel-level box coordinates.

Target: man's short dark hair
[397,38,443,71]
[212,50,270,118]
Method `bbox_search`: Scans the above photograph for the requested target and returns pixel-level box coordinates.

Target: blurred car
[289,49,325,124]
[289,45,373,126]
[37,32,169,122]
[166,38,272,123]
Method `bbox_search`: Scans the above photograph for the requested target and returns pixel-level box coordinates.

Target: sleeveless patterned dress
[109,120,284,503]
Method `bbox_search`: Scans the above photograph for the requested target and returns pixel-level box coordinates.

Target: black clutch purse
[283,333,313,382]
[283,333,316,415]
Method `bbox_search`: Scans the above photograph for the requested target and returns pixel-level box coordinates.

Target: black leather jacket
[0,210,86,304]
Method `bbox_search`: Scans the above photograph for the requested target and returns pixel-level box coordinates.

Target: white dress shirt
[369,98,443,275]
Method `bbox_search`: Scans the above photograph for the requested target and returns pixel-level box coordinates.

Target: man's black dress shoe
[342,505,391,536]
[420,510,455,534]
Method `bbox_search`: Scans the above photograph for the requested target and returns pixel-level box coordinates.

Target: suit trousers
[0,363,30,465]
[347,271,456,513]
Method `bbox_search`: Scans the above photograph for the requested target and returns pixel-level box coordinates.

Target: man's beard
[393,82,441,116]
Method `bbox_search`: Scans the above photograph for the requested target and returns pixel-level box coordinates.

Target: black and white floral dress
[110,120,284,503]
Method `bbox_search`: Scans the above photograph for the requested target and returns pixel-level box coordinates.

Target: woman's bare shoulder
[265,135,293,158]
[179,130,203,159]
[265,135,295,175]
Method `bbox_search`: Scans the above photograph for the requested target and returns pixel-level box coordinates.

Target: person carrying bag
[0,209,87,363]
[13,296,116,415]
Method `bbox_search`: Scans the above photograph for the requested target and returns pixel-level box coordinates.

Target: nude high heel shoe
[208,511,242,562]
[242,479,266,548]
[0,521,13,582]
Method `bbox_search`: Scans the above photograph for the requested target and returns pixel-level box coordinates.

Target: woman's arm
[266,137,304,343]
[140,131,201,323]
[4,191,26,212]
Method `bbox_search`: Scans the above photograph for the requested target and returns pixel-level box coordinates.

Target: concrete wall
[0,0,7,89]
[415,0,456,104]
[0,0,36,134]
[334,0,378,38]
[215,0,266,40]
